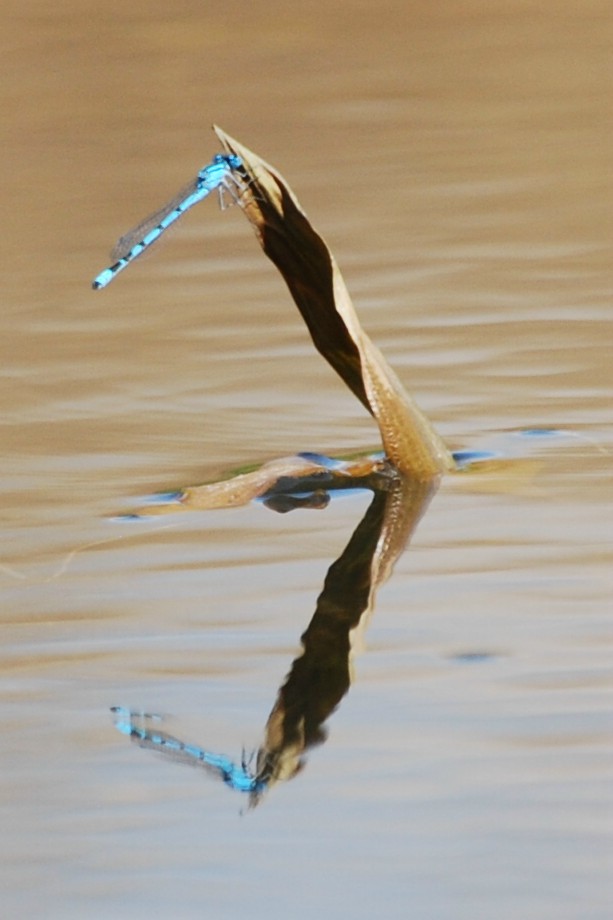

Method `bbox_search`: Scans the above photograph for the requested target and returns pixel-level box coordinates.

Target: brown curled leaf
[214,125,455,482]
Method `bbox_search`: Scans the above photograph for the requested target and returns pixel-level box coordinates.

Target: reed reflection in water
[113,468,436,807]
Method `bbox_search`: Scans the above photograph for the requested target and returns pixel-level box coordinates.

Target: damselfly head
[210,152,242,170]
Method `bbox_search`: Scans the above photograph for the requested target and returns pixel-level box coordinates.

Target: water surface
[1,1,611,918]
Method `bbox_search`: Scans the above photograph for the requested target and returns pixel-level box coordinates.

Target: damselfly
[92,153,244,289]
[111,707,266,796]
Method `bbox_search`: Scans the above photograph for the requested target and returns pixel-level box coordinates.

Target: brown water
[2,1,611,917]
